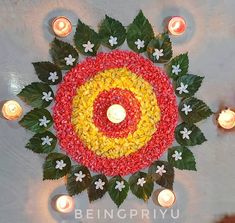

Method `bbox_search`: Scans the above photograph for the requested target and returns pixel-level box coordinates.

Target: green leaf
[26,131,57,153]
[74,20,100,56]
[108,176,129,207]
[32,61,62,85]
[179,97,213,124]
[17,82,54,108]
[168,146,196,171]
[126,10,154,53]
[148,161,174,189]
[87,174,108,202]
[43,153,71,180]
[50,38,78,70]
[147,33,172,63]
[175,74,204,97]
[19,108,53,133]
[99,15,126,49]
[129,172,153,201]
[175,122,207,146]
[66,165,92,196]
[165,53,189,80]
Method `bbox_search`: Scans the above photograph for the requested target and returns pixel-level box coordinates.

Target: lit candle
[52,16,72,37]
[153,189,176,208]
[2,100,23,120]
[107,104,126,124]
[55,195,74,213]
[168,16,186,36]
[218,109,235,130]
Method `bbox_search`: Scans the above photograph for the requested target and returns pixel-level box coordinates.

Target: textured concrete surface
[0,0,235,222]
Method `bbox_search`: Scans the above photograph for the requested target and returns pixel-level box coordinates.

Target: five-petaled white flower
[172,151,183,161]
[156,165,166,176]
[172,64,182,75]
[42,91,53,102]
[74,171,86,182]
[48,72,58,83]
[41,136,53,146]
[95,178,105,190]
[39,116,50,127]
[109,36,118,46]
[64,54,76,66]
[137,177,146,187]
[115,181,125,192]
[134,39,145,50]
[176,82,189,95]
[82,41,95,53]
[181,104,192,115]
[153,49,164,60]
[180,127,192,140]
[55,160,66,170]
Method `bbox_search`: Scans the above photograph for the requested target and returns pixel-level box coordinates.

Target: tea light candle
[55,195,74,213]
[52,16,72,37]
[2,100,23,120]
[154,189,176,208]
[218,109,235,130]
[168,16,186,36]
[107,104,126,124]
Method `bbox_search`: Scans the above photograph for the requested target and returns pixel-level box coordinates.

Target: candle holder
[152,188,176,208]
[167,16,187,36]
[217,108,235,130]
[1,100,23,121]
[51,194,75,214]
[52,16,72,37]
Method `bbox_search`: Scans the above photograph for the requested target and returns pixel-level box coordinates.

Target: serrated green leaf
[147,33,172,63]
[99,15,126,49]
[50,38,78,70]
[168,146,196,171]
[18,82,54,108]
[179,97,213,124]
[108,176,129,207]
[26,131,57,153]
[87,174,108,202]
[43,153,71,180]
[175,74,204,97]
[165,53,189,80]
[148,161,174,189]
[66,165,92,196]
[129,172,153,201]
[127,10,154,53]
[32,61,62,85]
[175,122,207,146]
[19,108,53,133]
[74,20,100,56]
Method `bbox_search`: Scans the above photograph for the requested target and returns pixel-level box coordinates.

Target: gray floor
[0,0,235,222]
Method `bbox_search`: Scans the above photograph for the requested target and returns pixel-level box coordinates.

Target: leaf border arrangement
[18,10,212,207]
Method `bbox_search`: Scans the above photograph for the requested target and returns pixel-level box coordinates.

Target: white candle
[52,16,72,37]
[2,100,23,120]
[168,16,186,36]
[55,195,74,213]
[107,104,126,124]
[153,189,176,208]
[218,109,235,130]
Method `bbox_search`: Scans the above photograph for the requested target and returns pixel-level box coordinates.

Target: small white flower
[109,36,118,46]
[74,171,86,182]
[172,64,182,75]
[134,39,145,50]
[176,82,189,95]
[82,41,95,53]
[153,49,164,60]
[64,54,76,66]
[181,104,192,115]
[42,91,53,102]
[180,127,192,140]
[172,151,183,161]
[137,177,146,187]
[156,165,166,176]
[94,178,105,190]
[115,181,125,192]
[41,136,53,146]
[39,116,50,127]
[48,72,58,83]
[55,160,66,170]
